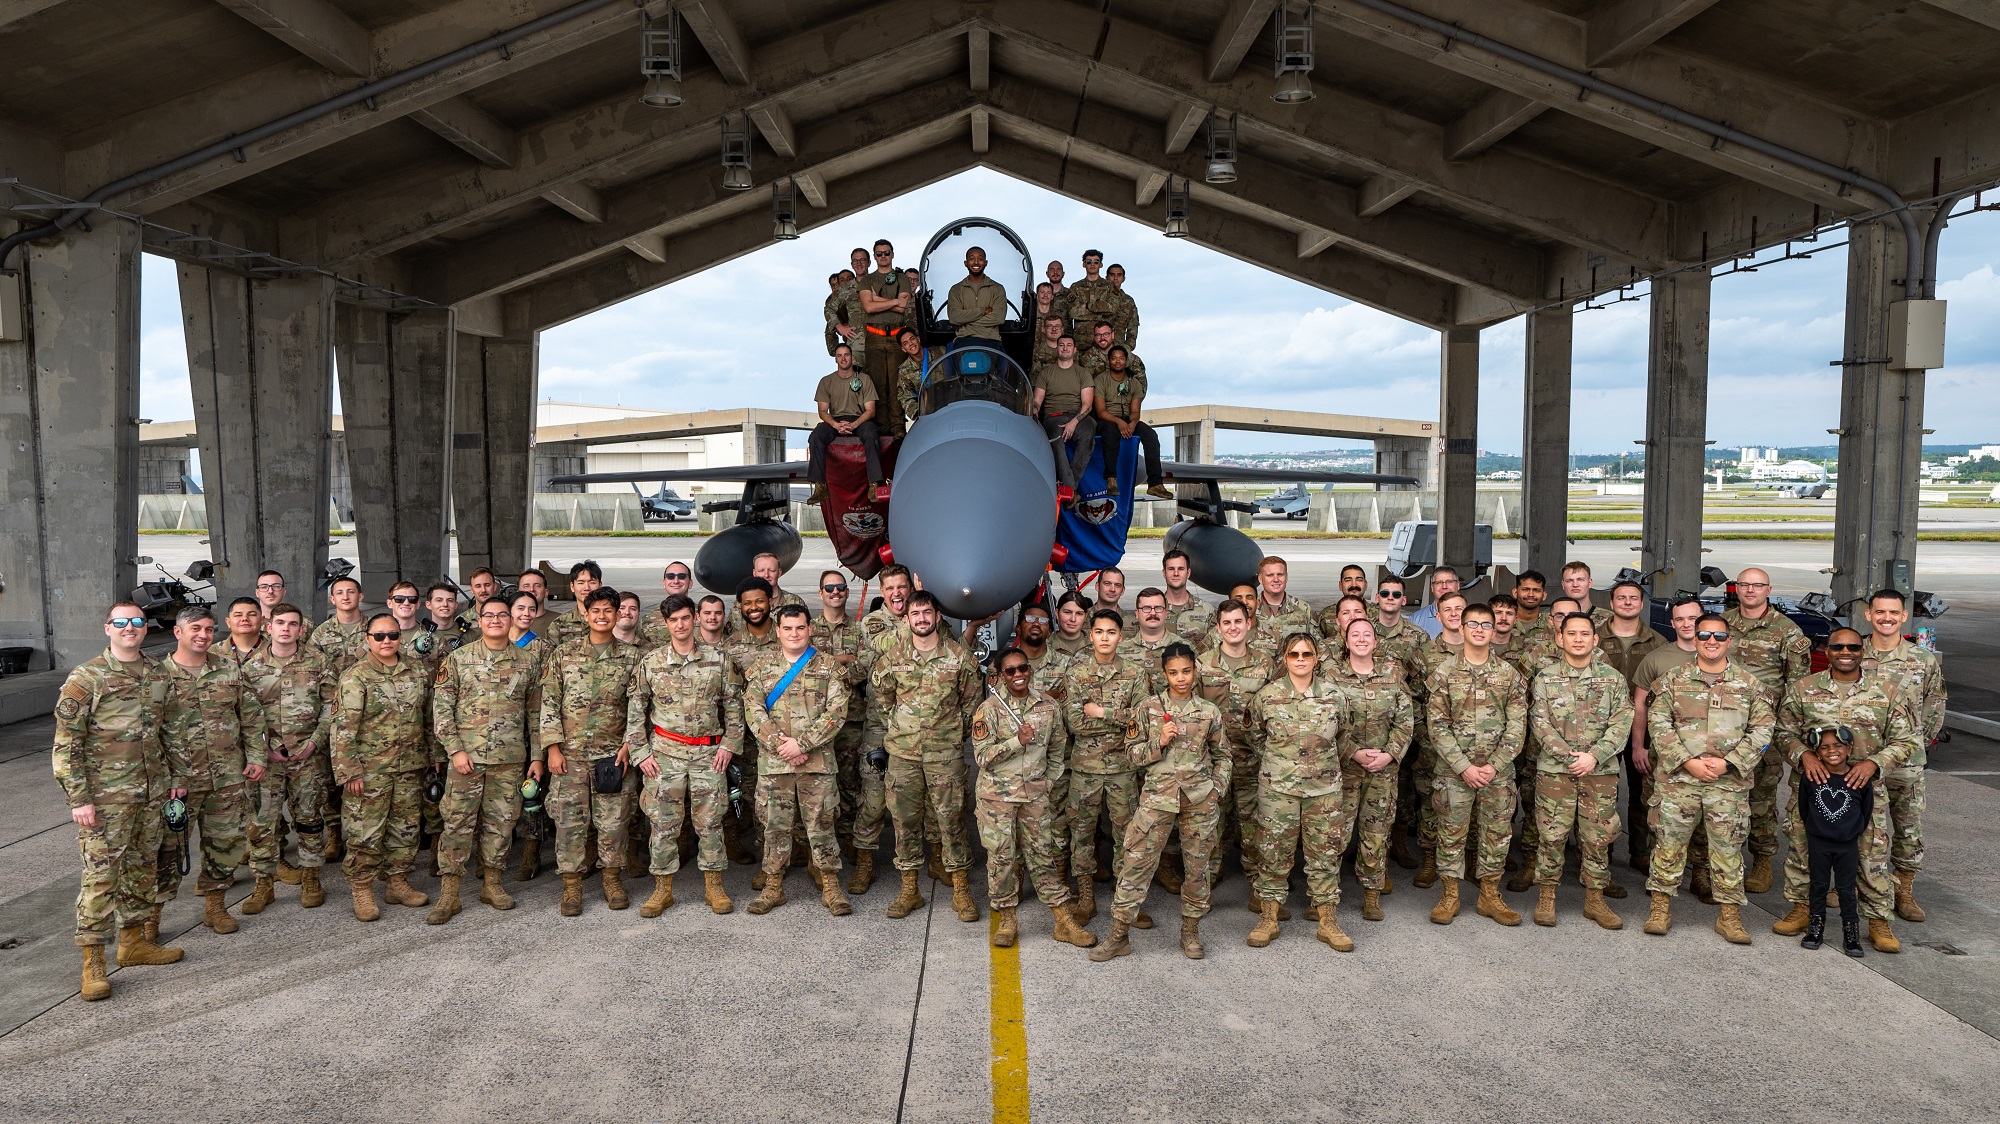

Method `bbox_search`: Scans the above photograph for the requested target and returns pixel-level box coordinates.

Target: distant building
[1972,443,2000,460]
[1748,458,1828,481]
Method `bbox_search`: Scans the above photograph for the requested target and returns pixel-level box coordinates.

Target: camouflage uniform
[854,608,910,852]
[1067,277,1118,338]
[432,642,542,877]
[1113,692,1227,922]
[741,647,850,880]
[239,644,333,876]
[331,655,433,884]
[538,607,587,651]
[727,590,805,638]
[1247,677,1348,907]
[1528,658,1634,889]
[309,616,369,667]
[1426,653,1528,880]
[156,652,265,901]
[813,615,873,853]
[1722,606,1810,858]
[54,650,169,946]
[1326,656,1415,892]
[724,627,782,845]
[1117,631,1177,696]
[1775,671,1920,921]
[1862,638,1945,873]
[1063,653,1147,882]
[1106,286,1140,349]
[1164,596,1216,645]
[1049,631,1090,659]
[1196,646,1276,881]
[539,637,643,875]
[870,632,981,873]
[1400,638,1458,853]
[973,689,1074,909]
[1643,662,1774,905]
[626,641,744,877]
[825,276,860,356]
[1020,645,1075,867]
[1255,595,1319,653]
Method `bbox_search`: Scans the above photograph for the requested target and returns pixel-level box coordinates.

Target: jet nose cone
[887,403,1056,620]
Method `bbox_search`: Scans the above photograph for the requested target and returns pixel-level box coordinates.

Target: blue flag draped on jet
[1055,433,1140,572]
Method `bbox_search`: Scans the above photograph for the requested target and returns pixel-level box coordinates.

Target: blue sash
[766,647,818,711]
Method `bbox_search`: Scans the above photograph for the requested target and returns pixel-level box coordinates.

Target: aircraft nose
[888,402,1057,619]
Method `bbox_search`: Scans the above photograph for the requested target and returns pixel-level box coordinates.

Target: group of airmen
[806,241,1169,503]
[53,544,1945,997]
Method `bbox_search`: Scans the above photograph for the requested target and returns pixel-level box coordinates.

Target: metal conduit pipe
[1340,0,1927,293]
[1921,192,1970,299]
[0,0,627,270]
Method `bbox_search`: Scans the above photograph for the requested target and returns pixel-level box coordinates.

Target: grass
[1569,531,2000,542]
[1567,512,1836,523]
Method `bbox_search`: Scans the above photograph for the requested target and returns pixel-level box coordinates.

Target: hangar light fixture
[720,113,753,191]
[1204,112,1237,185]
[639,8,683,108]
[1273,3,1316,104]
[1163,176,1190,238]
[772,179,800,240]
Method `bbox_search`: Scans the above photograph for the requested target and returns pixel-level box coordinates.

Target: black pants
[1095,419,1163,487]
[1040,409,1097,488]
[1807,834,1860,926]
[807,418,883,484]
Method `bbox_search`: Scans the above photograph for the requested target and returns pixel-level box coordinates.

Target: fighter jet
[1261,483,1331,520]
[551,217,1413,619]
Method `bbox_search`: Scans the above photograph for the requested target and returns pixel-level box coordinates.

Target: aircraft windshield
[913,344,1033,416]
[918,218,1032,341]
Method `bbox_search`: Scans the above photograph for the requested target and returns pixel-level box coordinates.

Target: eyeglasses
[822,584,848,593]
[368,631,401,642]
[1737,582,1770,590]
[479,612,510,621]
[1138,606,1165,613]
[108,617,146,629]
[1695,630,1730,641]
[1083,257,1102,264]
[1285,650,1317,660]
[1463,621,1494,631]
[389,595,418,603]
[1827,642,1864,652]
[255,582,284,590]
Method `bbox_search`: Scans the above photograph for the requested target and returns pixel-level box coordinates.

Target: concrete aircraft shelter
[2,0,1998,670]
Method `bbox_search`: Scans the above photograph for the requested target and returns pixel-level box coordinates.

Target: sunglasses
[389,595,418,603]
[1001,665,1032,675]
[1378,590,1405,598]
[108,617,146,629]
[1695,630,1730,641]
[1827,642,1864,652]
[1285,650,1317,660]
[368,631,401,642]
[822,584,848,593]
[874,251,893,258]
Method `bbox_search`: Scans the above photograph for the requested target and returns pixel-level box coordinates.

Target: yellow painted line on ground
[988,914,1031,1124]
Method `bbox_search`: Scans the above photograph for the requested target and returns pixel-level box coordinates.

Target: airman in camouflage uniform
[1062,628,1147,923]
[1195,640,1276,903]
[1723,592,1811,889]
[332,639,435,920]
[813,609,873,886]
[1104,266,1140,349]
[1772,662,1920,952]
[430,633,542,921]
[1067,274,1119,340]
[1642,656,1773,941]
[972,663,1096,949]
[854,590,911,866]
[741,630,852,916]
[1245,672,1354,951]
[1861,595,1946,921]
[1426,643,1528,925]
[55,623,178,994]
[1117,630,1176,696]
[869,606,983,920]
[1019,642,1075,868]
[1325,650,1414,921]
[627,610,745,916]
[156,635,267,934]
[1528,643,1633,928]
[239,636,333,909]
[540,630,643,913]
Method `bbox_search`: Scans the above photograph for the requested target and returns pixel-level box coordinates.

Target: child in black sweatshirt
[1800,728,1872,957]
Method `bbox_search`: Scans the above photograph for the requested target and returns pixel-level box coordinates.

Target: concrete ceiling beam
[1357,175,1418,217]
[1205,0,1278,82]
[968,25,991,92]
[678,0,753,85]
[622,232,668,263]
[214,0,371,76]
[1888,83,2000,196]
[1584,0,1724,68]
[0,1,65,34]
[792,169,827,208]
[407,97,517,168]
[1135,169,1168,206]
[1917,0,2000,33]
[748,104,798,159]
[541,181,606,223]
[1296,228,1338,258]
[1164,100,1210,156]
[1443,89,1545,161]
[971,106,991,154]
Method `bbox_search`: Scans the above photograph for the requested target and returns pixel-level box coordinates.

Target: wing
[1159,461,1419,486]
[547,463,812,486]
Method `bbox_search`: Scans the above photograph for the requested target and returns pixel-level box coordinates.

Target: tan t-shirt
[1034,361,1089,415]
[1093,365,1145,420]
[816,370,878,420]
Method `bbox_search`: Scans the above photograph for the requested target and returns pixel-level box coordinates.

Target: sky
[137,166,2000,456]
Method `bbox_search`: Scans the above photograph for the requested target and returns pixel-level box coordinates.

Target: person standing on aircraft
[1032,333,1096,494]
[1033,310,1063,367]
[1045,258,1072,325]
[825,247,868,355]
[823,269,856,356]
[946,246,1006,344]
[895,327,945,425]
[1067,249,1116,335]
[1105,263,1140,350]
[857,240,915,439]
[1091,342,1169,499]
[806,343,885,508]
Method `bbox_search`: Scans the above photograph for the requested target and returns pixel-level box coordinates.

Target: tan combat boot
[1894,869,1926,923]
[603,866,629,910]
[1714,903,1752,945]
[1506,852,1536,894]
[204,888,240,934]
[322,821,344,864]
[1429,879,1461,925]
[846,851,875,896]
[1180,915,1205,959]
[351,875,380,923]
[1051,903,1097,948]
[1476,875,1521,926]
[1074,880,1097,924]
[927,853,949,884]
[1088,919,1132,961]
[821,869,853,917]
[116,924,184,966]
[1534,884,1558,927]
[1743,853,1774,894]
[1316,904,1355,952]
[142,906,162,944]
[241,875,275,916]
[703,870,733,914]
[300,868,325,909]
[807,863,826,892]
[1772,901,1812,935]
[382,874,429,908]
[1601,880,1627,900]
[275,858,303,886]
[1582,887,1623,930]
[427,874,462,926]
[1247,899,1282,947]
[80,945,111,1001]
[1690,864,1714,903]
[950,869,979,922]
[887,870,925,919]
[1642,891,1671,936]
[1413,846,1439,889]
[641,875,674,918]
[1155,853,1184,895]
[1389,823,1419,869]
[1132,908,1154,930]
[747,870,787,915]
[1361,888,1384,923]
[480,868,516,910]
[559,872,584,916]
[1869,918,1902,953]
[993,905,1019,948]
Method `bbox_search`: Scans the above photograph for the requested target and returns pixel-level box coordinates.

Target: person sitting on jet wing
[946,246,1006,347]
[807,343,886,506]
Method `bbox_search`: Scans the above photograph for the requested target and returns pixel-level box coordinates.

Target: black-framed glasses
[368,631,400,642]
[1695,630,1729,641]
[108,617,145,629]
[255,582,284,590]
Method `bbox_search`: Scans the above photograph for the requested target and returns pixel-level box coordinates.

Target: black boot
[1842,916,1865,958]
[1800,907,1826,951]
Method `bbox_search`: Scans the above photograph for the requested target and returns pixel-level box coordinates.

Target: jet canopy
[916,216,1034,351]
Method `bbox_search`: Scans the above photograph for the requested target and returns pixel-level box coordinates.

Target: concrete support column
[0,222,142,669]
[1372,436,1430,491]
[1173,417,1215,463]
[1831,219,1922,608]
[1520,305,1573,579]
[740,422,785,464]
[1640,270,1712,599]
[1436,327,1479,576]
[335,306,456,600]
[451,331,538,583]
[180,268,336,615]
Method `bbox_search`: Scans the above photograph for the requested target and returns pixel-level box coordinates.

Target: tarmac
[3,531,1997,1121]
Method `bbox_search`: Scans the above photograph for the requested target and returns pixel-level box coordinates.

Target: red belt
[864,325,896,336]
[654,726,720,746]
